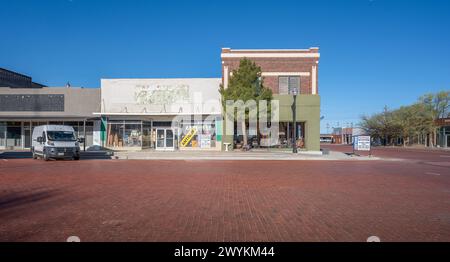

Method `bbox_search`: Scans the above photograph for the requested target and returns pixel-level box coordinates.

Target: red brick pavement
[322,144,450,162]
[0,158,449,242]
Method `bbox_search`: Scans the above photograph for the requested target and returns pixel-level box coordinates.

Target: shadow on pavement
[0,151,114,160]
[0,189,61,212]
[0,151,32,159]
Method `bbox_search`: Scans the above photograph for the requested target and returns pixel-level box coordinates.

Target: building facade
[1,47,322,152]
[436,118,450,148]
[331,127,366,145]
[221,48,321,152]
[97,78,222,151]
[0,87,100,150]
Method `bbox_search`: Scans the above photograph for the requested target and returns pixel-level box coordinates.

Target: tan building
[0,87,100,150]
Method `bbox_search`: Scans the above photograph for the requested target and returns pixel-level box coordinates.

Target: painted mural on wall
[134,84,190,105]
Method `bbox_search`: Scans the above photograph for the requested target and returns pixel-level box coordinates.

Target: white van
[32,125,83,160]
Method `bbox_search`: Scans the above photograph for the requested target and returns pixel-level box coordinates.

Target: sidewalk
[112,149,380,161]
[0,149,381,161]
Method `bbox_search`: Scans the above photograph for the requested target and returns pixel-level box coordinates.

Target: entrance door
[156,129,175,150]
[446,135,450,148]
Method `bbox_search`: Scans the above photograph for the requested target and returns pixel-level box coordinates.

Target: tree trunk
[433,129,437,147]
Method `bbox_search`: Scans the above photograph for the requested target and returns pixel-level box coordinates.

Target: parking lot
[0,146,449,241]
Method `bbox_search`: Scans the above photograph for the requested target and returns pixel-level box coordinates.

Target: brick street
[1,147,449,242]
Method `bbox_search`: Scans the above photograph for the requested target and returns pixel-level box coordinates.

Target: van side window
[42,132,46,142]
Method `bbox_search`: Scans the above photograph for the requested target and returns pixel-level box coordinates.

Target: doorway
[155,128,175,150]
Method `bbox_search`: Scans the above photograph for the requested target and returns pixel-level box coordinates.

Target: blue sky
[1,0,449,133]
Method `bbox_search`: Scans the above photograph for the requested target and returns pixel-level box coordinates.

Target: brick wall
[221,48,319,95]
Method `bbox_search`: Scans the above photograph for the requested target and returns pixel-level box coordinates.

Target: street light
[289,86,299,153]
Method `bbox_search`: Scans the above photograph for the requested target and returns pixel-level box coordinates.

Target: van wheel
[43,150,49,161]
[32,148,37,159]
[73,155,80,161]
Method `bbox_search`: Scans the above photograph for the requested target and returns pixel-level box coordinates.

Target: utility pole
[290,85,299,153]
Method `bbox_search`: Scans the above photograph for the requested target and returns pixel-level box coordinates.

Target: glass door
[166,129,174,149]
[156,129,165,150]
[155,129,175,150]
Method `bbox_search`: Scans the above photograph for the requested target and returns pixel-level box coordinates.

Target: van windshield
[47,131,77,141]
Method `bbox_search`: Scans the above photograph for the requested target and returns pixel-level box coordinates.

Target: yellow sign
[181,127,198,147]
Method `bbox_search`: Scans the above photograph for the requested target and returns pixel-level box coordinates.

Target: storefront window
[142,122,152,149]
[107,121,142,148]
[0,122,6,147]
[6,122,21,148]
[179,120,216,149]
[124,124,142,147]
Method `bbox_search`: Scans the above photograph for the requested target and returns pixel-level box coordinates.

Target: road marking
[2,159,7,162]
[440,155,450,158]
[425,172,441,176]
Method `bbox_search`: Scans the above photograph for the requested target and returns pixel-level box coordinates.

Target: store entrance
[155,128,175,151]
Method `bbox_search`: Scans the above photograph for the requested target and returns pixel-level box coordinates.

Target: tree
[361,106,399,146]
[419,91,449,146]
[219,58,273,146]
[361,91,448,147]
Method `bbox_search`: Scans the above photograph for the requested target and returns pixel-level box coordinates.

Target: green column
[101,116,107,147]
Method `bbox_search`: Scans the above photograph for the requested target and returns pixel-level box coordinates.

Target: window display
[107,121,142,148]
[179,120,216,149]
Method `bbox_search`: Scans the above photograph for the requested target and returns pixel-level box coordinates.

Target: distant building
[0,68,45,89]
[320,134,333,143]
[436,118,450,148]
[331,126,367,144]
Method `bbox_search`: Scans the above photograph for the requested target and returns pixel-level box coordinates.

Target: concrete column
[21,121,24,149]
[83,119,86,152]
[223,66,229,89]
[311,65,317,95]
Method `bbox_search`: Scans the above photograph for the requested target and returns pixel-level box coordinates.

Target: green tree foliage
[360,90,449,146]
[219,58,273,146]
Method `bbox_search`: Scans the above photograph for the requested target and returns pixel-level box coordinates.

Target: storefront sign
[181,127,198,147]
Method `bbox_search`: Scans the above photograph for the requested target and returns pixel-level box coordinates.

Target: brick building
[436,118,450,148]
[221,48,321,152]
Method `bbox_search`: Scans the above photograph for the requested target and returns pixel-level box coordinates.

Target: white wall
[101,78,222,115]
